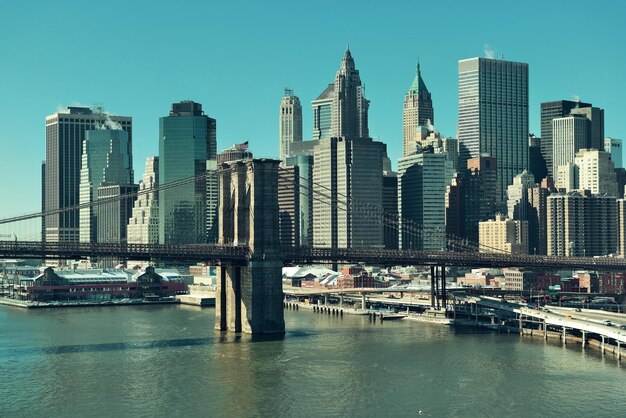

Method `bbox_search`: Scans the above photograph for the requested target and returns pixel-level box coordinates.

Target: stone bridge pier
[215,159,285,334]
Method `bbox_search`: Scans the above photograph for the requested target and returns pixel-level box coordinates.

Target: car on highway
[603,320,613,327]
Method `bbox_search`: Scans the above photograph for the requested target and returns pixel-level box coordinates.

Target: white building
[127,157,159,244]
[574,148,618,196]
[279,88,302,162]
[552,115,589,174]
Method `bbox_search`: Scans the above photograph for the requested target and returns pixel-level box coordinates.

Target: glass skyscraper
[458,57,529,203]
[159,101,217,244]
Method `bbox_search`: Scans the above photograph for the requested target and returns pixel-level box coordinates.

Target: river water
[1,305,625,417]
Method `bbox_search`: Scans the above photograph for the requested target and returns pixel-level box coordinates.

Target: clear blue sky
[0,0,625,219]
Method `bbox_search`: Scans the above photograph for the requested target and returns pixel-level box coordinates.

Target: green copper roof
[408,63,429,94]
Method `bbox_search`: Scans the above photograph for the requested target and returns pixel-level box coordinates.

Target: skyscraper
[330,48,369,139]
[312,84,333,141]
[45,106,132,243]
[540,100,591,178]
[159,101,216,244]
[570,106,604,151]
[458,57,529,203]
[462,156,498,244]
[552,114,589,173]
[127,157,159,244]
[397,148,446,250]
[79,129,134,243]
[403,62,434,157]
[605,137,623,168]
[279,88,302,162]
[312,136,385,248]
[575,148,618,196]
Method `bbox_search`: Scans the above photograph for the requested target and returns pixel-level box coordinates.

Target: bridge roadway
[4,241,626,271]
[467,295,626,344]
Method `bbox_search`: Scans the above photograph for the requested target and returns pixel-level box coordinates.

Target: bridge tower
[215,159,285,334]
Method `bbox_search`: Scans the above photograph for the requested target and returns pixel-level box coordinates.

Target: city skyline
[1,1,625,218]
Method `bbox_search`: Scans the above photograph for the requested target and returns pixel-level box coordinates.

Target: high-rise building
[445,175,463,238]
[278,165,300,247]
[555,163,578,192]
[574,148,618,196]
[618,199,626,256]
[79,129,134,243]
[96,184,138,244]
[397,148,446,250]
[45,106,132,243]
[528,134,547,183]
[507,170,535,221]
[605,137,623,168]
[458,57,528,203]
[159,101,216,244]
[570,106,605,151]
[312,136,385,248]
[462,157,498,244]
[285,155,313,247]
[479,214,528,254]
[279,88,302,162]
[312,85,333,141]
[527,177,556,255]
[330,48,369,139]
[552,115,589,174]
[402,63,434,157]
[382,172,399,249]
[127,157,159,244]
[540,100,591,178]
[547,191,617,257]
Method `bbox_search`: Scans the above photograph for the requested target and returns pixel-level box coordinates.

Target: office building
[605,137,623,168]
[278,165,300,247]
[618,199,626,257]
[96,184,138,244]
[331,48,369,139]
[403,63,434,156]
[527,178,556,255]
[397,148,446,250]
[556,163,578,192]
[458,57,528,203]
[570,106,604,151]
[540,100,591,178]
[382,172,399,249]
[312,136,385,248]
[547,191,617,257]
[285,155,313,247]
[279,88,302,162]
[528,134,547,183]
[552,115,590,174]
[45,106,132,242]
[507,170,535,221]
[79,129,134,243]
[503,269,537,292]
[217,142,252,165]
[127,157,159,244]
[479,214,528,255]
[462,157,498,243]
[575,148,618,196]
[445,175,463,238]
[159,101,216,244]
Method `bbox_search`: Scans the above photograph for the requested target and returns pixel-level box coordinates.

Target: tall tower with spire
[330,47,369,139]
[403,62,434,156]
[279,88,302,162]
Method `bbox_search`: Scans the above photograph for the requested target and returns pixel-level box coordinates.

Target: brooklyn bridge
[2,159,626,334]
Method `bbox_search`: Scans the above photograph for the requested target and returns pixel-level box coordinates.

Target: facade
[312,137,385,248]
[45,106,132,243]
[278,165,300,247]
[570,106,605,151]
[552,115,590,174]
[462,157,498,244]
[619,199,626,257]
[445,175,463,238]
[402,63,434,157]
[540,100,591,178]
[574,149,618,196]
[556,163,578,192]
[507,170,535,221]
[312,84,334,141]
[159,101,216,244]
[458,57,529,203]
[79,129,134,243]
[397,148,446,250]
[382,172,399,249]
[526,178,556,255]
[479,214,528,255]
[331,48,369,139]
[279,88,302,162]
[503,269,537,292]
[285,155,313,247]
[96,184,138,244]
[547,191,617,257]
[605,137,623,168]
[528,134,547,183]
[127,157,159,244]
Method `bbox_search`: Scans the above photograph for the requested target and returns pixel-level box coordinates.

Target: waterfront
[1,305,626,417]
